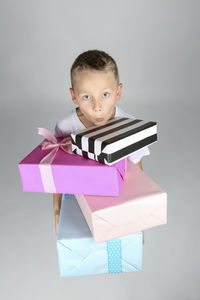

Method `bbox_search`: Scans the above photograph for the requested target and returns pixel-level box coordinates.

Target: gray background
[1,0,199,299]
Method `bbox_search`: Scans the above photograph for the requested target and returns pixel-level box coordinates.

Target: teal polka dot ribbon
[107,239,122,273]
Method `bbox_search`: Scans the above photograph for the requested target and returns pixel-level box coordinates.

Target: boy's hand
[136,160,143,171]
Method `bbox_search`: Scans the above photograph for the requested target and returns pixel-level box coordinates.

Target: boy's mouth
[96,118,104,122]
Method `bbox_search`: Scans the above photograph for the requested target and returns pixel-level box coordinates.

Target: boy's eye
[102,92,110,98]
[83,95,91,100]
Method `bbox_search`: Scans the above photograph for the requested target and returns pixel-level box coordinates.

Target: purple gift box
[18,137,128,196]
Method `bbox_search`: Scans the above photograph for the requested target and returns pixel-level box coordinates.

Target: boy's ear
[69,88,78,104]
[116,83,123,101]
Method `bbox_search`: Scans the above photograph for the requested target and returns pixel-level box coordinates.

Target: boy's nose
[93,100,102,112]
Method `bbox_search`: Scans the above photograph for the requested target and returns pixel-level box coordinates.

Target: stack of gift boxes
[18,117,167,277]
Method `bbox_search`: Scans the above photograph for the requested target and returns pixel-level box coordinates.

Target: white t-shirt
[55,105,150,163]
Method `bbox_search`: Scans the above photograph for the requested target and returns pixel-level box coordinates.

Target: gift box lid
[71,117,157,165]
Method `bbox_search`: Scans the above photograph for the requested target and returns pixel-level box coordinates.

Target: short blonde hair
[70,50,119,89]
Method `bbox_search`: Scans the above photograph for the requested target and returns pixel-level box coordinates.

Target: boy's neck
[76,106,116,128]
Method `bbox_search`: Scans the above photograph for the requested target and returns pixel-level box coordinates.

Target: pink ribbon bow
[37,128,73,193]
[38,128,73,165]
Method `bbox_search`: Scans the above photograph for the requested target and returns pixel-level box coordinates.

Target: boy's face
[70,70,122,127]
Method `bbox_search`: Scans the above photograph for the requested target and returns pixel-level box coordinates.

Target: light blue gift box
[57,194,143,277]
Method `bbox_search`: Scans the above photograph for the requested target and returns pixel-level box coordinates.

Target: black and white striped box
[71,117,157,165]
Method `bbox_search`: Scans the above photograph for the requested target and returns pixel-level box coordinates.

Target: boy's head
[69,50,122,127]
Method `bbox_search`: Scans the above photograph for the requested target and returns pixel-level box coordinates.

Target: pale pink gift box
[75,161,167,243]
[18,137,128,196]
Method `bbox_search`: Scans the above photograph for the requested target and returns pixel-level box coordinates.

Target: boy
[53,50,150,234]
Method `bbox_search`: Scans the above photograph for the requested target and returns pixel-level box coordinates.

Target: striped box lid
[71,117,157,165]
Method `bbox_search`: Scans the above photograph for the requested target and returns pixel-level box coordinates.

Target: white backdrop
[0,1,199,299]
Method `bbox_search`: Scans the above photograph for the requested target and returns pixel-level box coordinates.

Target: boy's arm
[53,193,62,234]
[136,160,143,171]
